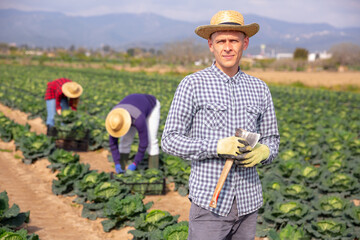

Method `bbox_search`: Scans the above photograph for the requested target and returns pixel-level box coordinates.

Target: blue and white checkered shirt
[161,63,280,217]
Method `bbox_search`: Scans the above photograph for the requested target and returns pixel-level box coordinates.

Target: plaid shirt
[161,63,280,217]
[44,78,77,111]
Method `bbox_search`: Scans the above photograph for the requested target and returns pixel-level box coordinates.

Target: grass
[0,148,12,152]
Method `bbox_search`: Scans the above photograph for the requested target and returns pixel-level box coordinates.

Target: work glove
[127,162,137,171]
[217,136,252,159]
[234,143,270,168]
[115,163,125,174]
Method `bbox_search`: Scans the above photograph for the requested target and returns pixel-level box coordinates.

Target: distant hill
[1,9,359,54]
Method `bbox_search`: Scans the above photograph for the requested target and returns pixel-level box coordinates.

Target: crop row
[0,112,189,239]
[1,64,360,239]
[0,190,40,240]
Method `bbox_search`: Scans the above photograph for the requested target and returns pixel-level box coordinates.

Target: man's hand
[56,109,61,115]
[127,163,137,171]
[217,136,252,159]
[234,143,270,167]
[115,163,125,174]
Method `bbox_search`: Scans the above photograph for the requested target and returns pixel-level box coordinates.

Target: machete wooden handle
[209,158,234,208]
[209,128,242,208]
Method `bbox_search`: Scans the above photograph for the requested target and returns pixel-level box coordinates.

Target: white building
[276,53,293,59]
[308,51,332,62]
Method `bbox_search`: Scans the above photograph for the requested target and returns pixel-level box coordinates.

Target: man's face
[208,31,249,77]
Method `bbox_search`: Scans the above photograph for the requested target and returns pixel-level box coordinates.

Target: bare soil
[246,70,360,91]
[0,103,191,240]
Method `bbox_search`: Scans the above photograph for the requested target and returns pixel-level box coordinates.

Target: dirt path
[0,103,191,240]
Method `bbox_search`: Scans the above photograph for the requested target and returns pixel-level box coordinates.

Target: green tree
[293,48,309,60]
[9,45,18,55]
[38,53,48,65]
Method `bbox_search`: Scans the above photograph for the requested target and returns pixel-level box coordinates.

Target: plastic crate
[46,126,58,137]
[55,138,88,152]
[117,177,166,195]
[53,130,89,152]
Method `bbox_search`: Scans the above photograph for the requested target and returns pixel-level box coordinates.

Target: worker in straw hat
[106,93,161,173]
[44,78,83,132]
[161,10,279,239]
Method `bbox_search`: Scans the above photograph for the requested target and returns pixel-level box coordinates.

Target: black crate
[117,178,166,195]
[55,138,88,152]
[46,126,58,137]
[56,128,89,141]
[49,127,89,152]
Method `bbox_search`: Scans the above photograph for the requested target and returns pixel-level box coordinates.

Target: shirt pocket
[246,105,261,132]
[204,103,227,130]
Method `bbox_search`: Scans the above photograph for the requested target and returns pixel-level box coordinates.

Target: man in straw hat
[161,10,279,239]
[106,93,161,173]
[44,78,83,133]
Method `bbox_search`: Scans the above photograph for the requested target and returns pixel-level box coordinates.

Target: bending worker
[161,10,280,239]
[105,93,161,173]
[44,78,82,132]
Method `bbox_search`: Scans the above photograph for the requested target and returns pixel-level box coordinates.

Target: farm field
[247,70,360,92]
[0,102,191,240]
[118,65,360,92]
[0,64,359,239]
[2,59,360,92]
[46,62,360,93]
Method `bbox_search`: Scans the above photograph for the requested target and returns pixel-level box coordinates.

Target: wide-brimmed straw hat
[195,10,259,39]
[62,82,83,98]
[105,108,131,138]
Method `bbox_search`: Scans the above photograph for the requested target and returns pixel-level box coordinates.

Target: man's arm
[133,116,149,165]
[109,135,120,165]
[258,87,280,165]
[161,77,218,161]
[55,88,63,112]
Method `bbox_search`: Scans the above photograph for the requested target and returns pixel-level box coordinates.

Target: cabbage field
[0,64,359,239]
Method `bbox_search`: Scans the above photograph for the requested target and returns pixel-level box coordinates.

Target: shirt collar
[211,62,243,84]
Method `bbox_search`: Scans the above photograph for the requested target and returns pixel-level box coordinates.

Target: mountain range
[1,9,359,54]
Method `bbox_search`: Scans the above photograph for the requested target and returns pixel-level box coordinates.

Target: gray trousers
[188,198,258,240]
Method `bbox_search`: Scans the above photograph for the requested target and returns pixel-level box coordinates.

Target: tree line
[0,41,359,71]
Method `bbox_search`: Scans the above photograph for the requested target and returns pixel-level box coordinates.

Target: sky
[1,0,360,28]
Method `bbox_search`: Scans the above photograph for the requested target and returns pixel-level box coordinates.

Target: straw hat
[62,82,83,98]
[105,108,131,138]
[195,10,259,39]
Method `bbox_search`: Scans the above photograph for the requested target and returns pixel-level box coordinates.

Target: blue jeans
[46,98,69,126]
